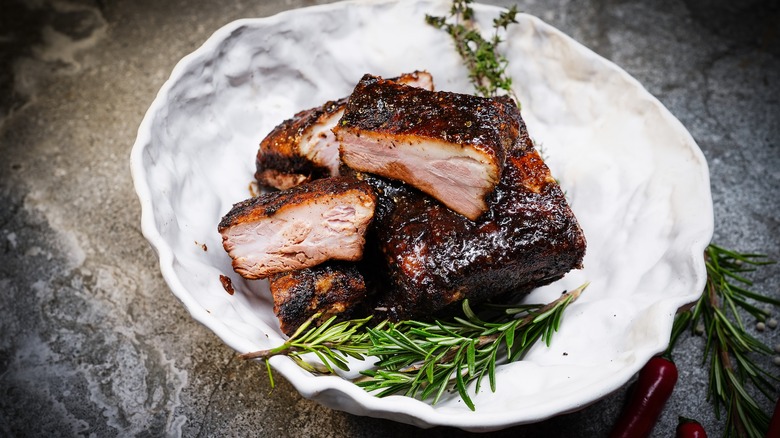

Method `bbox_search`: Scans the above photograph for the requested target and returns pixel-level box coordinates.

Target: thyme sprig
[673,244,779,437]
[425,0,519,103]
[242,283,587,410]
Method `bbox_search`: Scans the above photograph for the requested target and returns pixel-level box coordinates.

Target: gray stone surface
[0,0,778,436]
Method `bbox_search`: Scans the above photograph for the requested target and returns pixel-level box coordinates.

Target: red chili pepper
[608,355,679,438]
[676,416,707,438]
[767,397,780,438]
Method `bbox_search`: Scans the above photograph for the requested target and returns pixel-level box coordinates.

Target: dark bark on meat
[218,176,377,279]
[255,71,435,190]
[268,262,367,336]
[237,73,585,334]
[255,99,345,190]
[352,112,586,321]
[335,74,518,220]
[338,75,515,157]
[219,175,374,228]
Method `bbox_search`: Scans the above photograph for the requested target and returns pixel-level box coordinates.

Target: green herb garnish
[428,0,780,432]
[356,284,585,410]
[242,283,587,410]
[240,3,580,411]
[425,0,519,104]
[672,245,779,437]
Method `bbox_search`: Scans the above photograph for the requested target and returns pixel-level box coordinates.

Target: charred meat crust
[269,262,367,336]
[218,176,376,231]
[356,116,586,321]
[338,75,517,157]
[255,71,435,190]
[255,153,332,187]
[228,71,586,334]
[255,98,346,189]
[218,176,378,280]
[335,75,520,219]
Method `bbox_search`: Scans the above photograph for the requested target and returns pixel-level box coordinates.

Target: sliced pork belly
[335,75,520,220]
[255,71,434,190]
[269,262,367,336]
[218,177,377,279]
[256,99,346,190]
[352,113,586,321]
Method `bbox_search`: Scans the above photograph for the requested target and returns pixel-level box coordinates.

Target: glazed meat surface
[268,262,367,336]
[335,74,519,220]
[255,71,434,190]
[355,114,586,321]
[223,71,586,335]
[219,177,376,279]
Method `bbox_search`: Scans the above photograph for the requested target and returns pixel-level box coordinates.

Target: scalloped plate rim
[129,0,714,431]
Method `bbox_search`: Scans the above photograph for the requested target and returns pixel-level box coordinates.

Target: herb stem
[242,282,587,410]
[675,244,778,437]
[425,0,519,104]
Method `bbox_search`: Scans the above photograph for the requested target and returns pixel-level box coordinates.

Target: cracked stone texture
[0,0,778,436]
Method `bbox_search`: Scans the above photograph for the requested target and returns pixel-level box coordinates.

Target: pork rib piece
[255,71,434,190]
[268,262,367,336]
[218,177,377,279]
[335,74,519,220]
[356,113,586,321]
[256,99,345,190]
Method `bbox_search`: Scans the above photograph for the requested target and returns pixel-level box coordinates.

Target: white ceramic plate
[130,0,713,431]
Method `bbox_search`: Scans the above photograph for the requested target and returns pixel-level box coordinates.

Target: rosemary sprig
[425,0,519,104]
[242,283,587,409]
[357,283,586,410]
[673,244,779,437]
[240,315,374,385]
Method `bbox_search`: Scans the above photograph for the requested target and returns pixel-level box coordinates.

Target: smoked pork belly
[351,113,586,321]
[335,74,520,220]
[218,177,376,279]
[255,71,434,190]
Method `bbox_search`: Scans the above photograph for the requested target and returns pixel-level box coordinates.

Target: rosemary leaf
[505,322,515,354]
[240,0,586,412]
[357,283,587,409]
[428,1,779,431]
[242,283,587,410]
[671,244,778,437]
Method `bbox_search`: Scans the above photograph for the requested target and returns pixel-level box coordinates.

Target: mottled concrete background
[1,0,778,436]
